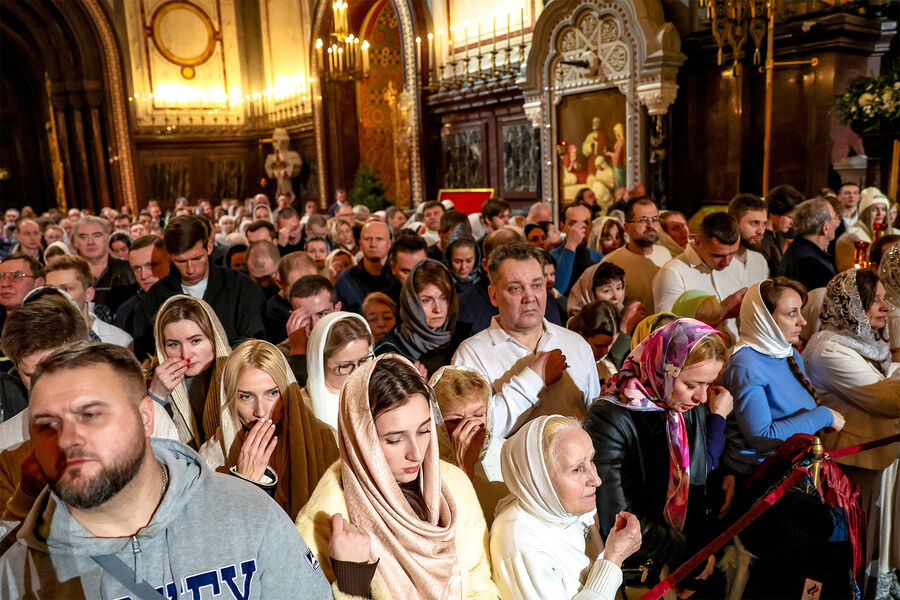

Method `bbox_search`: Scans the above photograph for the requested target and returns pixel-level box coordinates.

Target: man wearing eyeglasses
[599,197,672,311]
[0,254,46,373]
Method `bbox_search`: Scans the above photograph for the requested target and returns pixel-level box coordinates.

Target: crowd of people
[0,181,897,599]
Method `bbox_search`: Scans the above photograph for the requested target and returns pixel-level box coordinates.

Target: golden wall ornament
[148,0,220,80]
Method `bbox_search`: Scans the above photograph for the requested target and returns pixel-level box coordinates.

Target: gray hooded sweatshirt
[0,438,333,599]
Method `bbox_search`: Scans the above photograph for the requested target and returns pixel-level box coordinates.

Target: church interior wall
[0,0,897,215]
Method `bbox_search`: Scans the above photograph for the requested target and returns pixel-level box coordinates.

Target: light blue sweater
[722,347,834,474]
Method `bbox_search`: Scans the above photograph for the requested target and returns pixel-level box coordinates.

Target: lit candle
[361,40,369,73]
[521,7,525,46]
[493,16,497,53]
[464,22,468,58]
[428,33,435,79]
[316,39,324,69]
[416,36,422,71]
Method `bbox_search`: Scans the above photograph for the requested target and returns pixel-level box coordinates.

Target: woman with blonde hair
[330,218,359,256]
[587,217,625,256]
[304,311,374,435]
[146,295,231,447]
[430,365,507,523]
[296,355,498,599]
[584,319,733,595]
[199,339,338,516]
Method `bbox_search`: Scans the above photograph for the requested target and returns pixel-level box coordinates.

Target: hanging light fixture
[699,0,769,76]
[315,1,369,82]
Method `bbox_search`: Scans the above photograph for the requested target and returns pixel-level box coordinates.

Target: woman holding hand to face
[583,319,733,597]
[296,355,498,599]
[199,340,338,516]
[491,415,642,600]
[430,366,508,524]
[146,295,231,448]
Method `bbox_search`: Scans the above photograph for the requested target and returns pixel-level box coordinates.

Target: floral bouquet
[835,63,900,135]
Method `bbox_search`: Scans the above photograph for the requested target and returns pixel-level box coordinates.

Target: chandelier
[699,0,769,76]
[315,1,370,82]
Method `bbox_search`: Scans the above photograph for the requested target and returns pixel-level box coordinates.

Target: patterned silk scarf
[602,318,723,531]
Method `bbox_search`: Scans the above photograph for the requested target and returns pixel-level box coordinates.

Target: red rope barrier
[636,432,900,600]
[828,433,900,459]
[637,467,808,600]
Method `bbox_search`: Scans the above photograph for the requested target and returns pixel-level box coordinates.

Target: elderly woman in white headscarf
[802,268,900,597]
[490,415,642,600]
[835,187,899,271]
[199,339,338,517]
[429,365,507,524]
[303,311,374,436]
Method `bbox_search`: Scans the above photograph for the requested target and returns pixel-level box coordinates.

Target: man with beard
[598,198,671,311]
[727,193,770,286]
[0,342,339,598]
[652,212,749,343]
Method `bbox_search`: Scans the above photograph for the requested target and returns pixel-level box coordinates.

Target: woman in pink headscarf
[583,318,733,596]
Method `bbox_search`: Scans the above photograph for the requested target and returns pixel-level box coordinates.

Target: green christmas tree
[349,162,389,212]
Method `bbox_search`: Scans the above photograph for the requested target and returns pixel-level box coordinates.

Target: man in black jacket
[132,216,265,359]
[72,216,137,314]
[778,198,838,291]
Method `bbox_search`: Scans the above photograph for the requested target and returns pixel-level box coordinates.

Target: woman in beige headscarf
[145,295,231,447]
[199,340,339,517]
[296,354,498,599]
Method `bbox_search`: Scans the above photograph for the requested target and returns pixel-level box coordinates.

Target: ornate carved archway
[521,0,684,215]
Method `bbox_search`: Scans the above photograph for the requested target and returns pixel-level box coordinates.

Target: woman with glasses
[199,340,338,516]
[304,311,374,436]
[374,260,471,378]
[296,355,498,599]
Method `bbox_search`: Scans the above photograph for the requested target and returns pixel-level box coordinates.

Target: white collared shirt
[452,317,601,438]
[733,247,769,288]
[652,243,756,342]
[90,310,133,348]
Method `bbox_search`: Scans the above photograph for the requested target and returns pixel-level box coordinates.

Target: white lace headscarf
[816,269,890,371]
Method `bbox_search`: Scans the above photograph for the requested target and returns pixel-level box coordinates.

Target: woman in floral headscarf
[802,268,899,597]
[583,318,733,594]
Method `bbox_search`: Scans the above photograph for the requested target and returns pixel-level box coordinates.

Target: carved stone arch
[310,0,425,205]
[521,0,684,214]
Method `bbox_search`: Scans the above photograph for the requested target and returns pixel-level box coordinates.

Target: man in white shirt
[727,193,771,286]
[601,198,671,310]
[43,255,132,347]
[453,243,601,438]
[652,212,748,342]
